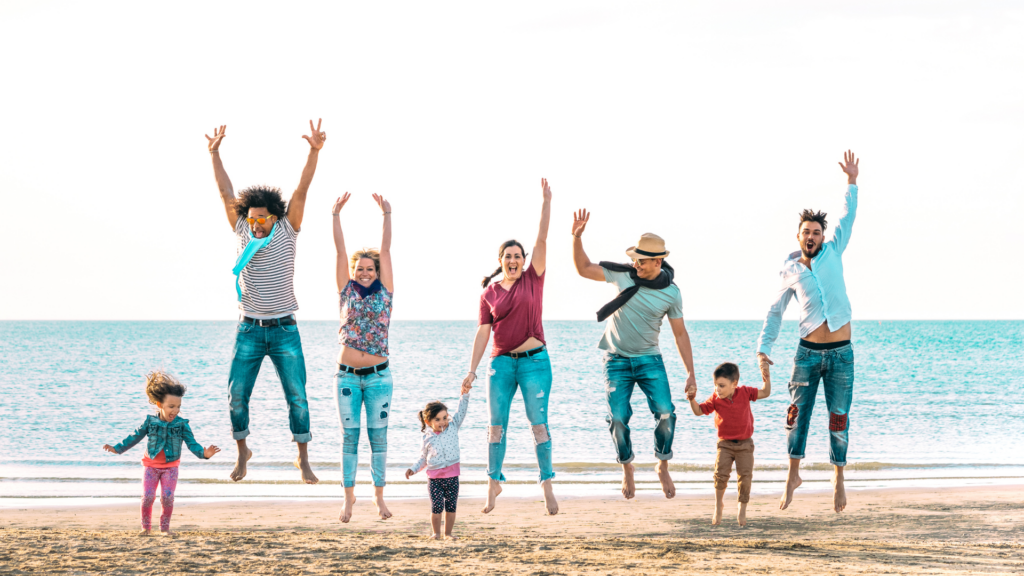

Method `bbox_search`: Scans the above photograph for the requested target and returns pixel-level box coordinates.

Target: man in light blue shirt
[756,150,859,515]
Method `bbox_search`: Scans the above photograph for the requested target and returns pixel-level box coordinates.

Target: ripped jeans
[487,350,555,483]
[334,366,393,488]
[603,352,676,463]
[786,343,854,466]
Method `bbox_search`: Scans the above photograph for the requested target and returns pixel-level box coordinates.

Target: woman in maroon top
[463,178,557,516]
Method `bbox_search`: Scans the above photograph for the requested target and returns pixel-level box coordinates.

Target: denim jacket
[113,414,207,462]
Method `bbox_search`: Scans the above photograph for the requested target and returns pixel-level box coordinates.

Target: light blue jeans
[786,343,854,466]
[334,366,393,488]
[487,350,555,483]
[603,352,676,463]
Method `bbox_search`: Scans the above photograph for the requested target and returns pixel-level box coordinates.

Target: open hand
[332,193,351,215]
[205,125,226,151]
[838,149,859,184]
[102,444,117,454]
[303,118,326,150]
[372,193,391,215]
[572,209,590,237]
[541,178,552,203]
[405,469,414,479]
[204,445,221,459]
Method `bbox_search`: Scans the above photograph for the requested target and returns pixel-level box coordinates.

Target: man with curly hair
[206,120,326,484]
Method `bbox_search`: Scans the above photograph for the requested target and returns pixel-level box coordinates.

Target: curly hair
[350,248,381,277]
[235,185,287,220]
[481,239,528,288]
[418,400,449,432]
[797,209,828,232]
[145,371,187,405]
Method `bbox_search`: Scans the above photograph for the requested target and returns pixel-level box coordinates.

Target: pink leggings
[141,466,179,531]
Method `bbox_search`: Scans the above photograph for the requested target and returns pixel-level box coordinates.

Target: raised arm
[462,324,492,391]
[830,149,860,254]
[571,209,605,281]
[206,125,237,229]
[373,193,394,292]
[757,358,772,400]
[451,392,471,429]
[332,193,352,291]
[668,317,697,396]
[286,118,327,231]
[529,178,553,275]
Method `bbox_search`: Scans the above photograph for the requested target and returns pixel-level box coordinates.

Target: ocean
[1,320,1022,506]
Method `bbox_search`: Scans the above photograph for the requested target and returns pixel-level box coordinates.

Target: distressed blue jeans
[228,321,311,443]
[603,352,676,463]
[786,343,855,466]
[334,368,393,488]
[487,350,555,483]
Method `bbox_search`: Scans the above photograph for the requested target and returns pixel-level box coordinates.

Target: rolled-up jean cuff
[615,454,635,465]
[343,480,355,488]
[488,472,507,482]
[788,453,805,460]
[830,460,847,467]
[232,428,250,441]
[655,451,673,461]
[292,432,312,443]
[538,472,556,483]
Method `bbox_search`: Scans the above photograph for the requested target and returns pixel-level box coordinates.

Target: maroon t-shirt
[479,263,546,357]
[698,386,760,440]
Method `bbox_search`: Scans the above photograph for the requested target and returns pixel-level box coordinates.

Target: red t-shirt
[479,263,546,357]
[698,386,759,440]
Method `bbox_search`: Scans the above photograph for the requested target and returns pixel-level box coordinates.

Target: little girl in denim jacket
[103,371,220,535]
[405,380,472,540]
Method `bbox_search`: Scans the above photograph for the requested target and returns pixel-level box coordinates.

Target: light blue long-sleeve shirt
[757,184,858,357]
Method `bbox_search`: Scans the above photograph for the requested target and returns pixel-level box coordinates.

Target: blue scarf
[349,279,383,298]
[232,223,277,301]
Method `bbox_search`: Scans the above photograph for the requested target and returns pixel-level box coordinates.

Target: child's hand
[686,388,696,401]
[461,380,473,395]
[405,469,415,479]
[102,444,117,454]
[204,445,221,459]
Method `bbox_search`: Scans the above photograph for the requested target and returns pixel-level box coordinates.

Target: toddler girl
[103,371,220,535]
[405,381,471,539]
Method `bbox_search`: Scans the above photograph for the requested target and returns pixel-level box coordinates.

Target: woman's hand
[541,177,552,203]
[372,193,391,215]
[102,444,117,454]
[205,125,226,152]
[461,372,477,392]
[332,192,351,215]
[405,469,415,479]
[204,445,221,459]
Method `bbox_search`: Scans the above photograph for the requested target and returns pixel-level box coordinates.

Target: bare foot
[372,491,392,520]
[541,478,559,515]
[138,529,152,537]
[445,534,459,540]
[230,448,253,482]
[294,456,319,485]
[481,478,502,514]
[621,463,636,500]
[738,502,748,527]
[655,459,675,499]
[833,470,847,513]
[339,488,356,523]
[429,534,440,540]
[712,500,723,525]
[161,530,175,537]
[779,473,802,510]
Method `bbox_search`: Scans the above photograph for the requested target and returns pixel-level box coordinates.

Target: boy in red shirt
[688,361,771,526]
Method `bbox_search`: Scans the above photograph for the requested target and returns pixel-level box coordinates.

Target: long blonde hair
[350,248,381,277]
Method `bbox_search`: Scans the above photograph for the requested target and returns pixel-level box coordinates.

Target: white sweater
[412,393,470,473]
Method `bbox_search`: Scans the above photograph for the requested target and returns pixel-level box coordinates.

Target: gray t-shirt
[598,269,684,357]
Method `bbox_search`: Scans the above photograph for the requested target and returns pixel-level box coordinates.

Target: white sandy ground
[1,485,1022,575]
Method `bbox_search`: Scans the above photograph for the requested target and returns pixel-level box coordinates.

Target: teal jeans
[334,367,393,488]
[486,350,555,483]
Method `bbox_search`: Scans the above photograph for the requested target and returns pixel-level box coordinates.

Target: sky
[1,1,1022,321]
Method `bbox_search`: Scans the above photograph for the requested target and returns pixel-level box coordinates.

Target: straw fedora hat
[625,233,670,260]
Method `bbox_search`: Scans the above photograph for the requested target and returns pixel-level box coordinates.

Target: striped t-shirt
[235,216,299,316]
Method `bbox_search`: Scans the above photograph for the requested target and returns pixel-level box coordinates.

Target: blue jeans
[487,350,555,483]
[334,367,393,488]
[786,343,855,466]
[603,352,676,463]
[228,321,311,443]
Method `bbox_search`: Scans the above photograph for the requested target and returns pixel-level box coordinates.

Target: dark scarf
[350,279,383,298]
[596,261,675,322]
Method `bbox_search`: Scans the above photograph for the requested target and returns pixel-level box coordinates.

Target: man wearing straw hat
[571,216,698,500]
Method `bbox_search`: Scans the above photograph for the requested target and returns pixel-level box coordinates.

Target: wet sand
[2,485,1022,574]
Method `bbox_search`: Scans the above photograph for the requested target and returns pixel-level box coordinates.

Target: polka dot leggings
[428,476,459,514]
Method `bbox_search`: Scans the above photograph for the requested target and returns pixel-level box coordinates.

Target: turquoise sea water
[1,320,1022,505]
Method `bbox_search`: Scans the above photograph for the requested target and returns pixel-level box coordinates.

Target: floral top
[339,280,393,357]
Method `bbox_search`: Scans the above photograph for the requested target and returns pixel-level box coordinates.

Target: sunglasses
[246,215,276,225]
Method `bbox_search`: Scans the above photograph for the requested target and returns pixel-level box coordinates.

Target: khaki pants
[714,438,754,503]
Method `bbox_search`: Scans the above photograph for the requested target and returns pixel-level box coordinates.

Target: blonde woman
[332,192,395,523]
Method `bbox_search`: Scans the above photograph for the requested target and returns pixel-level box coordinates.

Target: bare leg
[372,485,392,520]
[541,478,559,515]
[230,440,252,482]
[737,501,748,526]
[833,465,847,513]
[481,478,503,514]
[712,488,724,525]
[656,459,675,499]
[443,511,457,539]
[779,457,803,510]
[294,443,318,485]
[339,486,356,523]
[621,463,636,500]
[429,513,442,539]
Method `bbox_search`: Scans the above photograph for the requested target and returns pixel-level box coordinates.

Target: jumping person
[331,192,396,522]
[571,215,698,500]
[464,178,558,516]
[206,120,326,484]
[757,150,860,513]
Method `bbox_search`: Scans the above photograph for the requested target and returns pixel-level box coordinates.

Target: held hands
[838,149,859,185]
[204,445,221,459]
[541,177,552,203]
[686,388,697,401]
[332,192,352,216]
[102,444,117,454]
[372,193,392,215]
[405,468,415,479]
[756,352,775,367]
[572,209,590,238]
[205,125,227,152]
[461,378,473,395]
[684,373,697,399]
[303,118,326,150]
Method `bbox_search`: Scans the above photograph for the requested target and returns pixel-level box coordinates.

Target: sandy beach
[2,485,1022,574]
